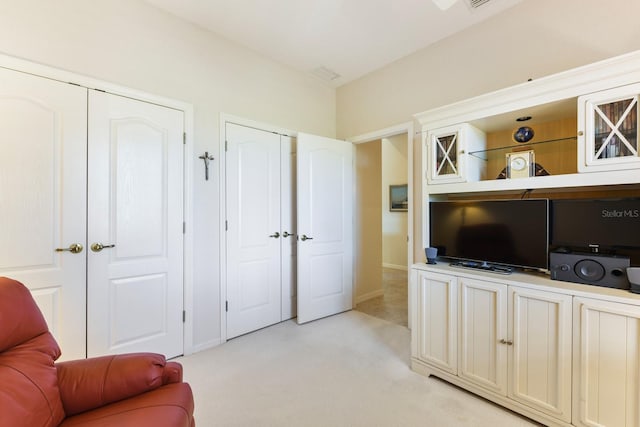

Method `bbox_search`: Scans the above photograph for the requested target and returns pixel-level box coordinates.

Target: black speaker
[550,252,630,290]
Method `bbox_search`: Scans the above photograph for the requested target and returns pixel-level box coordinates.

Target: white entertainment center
[412,51,640,427]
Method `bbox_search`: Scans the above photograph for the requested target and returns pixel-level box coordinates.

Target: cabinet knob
[578,130,584,136]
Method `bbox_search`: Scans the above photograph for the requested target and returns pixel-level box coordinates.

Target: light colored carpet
[176,311,538,426]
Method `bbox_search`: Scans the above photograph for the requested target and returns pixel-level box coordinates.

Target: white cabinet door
[509,286,572,423]
[458,278,508,396]
[578,82,640,173]
[297,133,353,324]
[225,123,282,338]
[414,270,458,374]
[573,297,640,427]
[0,67,87,360]
[426,123,485,184]
[87,91,184,358]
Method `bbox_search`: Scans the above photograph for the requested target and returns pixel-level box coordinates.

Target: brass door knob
[91,243,116,252]
[55,243,83,254]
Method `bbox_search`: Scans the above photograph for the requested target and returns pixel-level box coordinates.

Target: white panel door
[0,67,87,360]
[87,91,184,358]
[458,278,508,396]
[281,135,297,321]
[226,123,282,338]
[297,133,353,324]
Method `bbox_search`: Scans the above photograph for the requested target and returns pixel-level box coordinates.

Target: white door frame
[348,121,415,326]
[219,113,296,343]
[0,53,196,355]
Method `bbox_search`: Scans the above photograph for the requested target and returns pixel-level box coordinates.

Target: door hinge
[225,140,228,152]
[225,220,228,231]
[183,132,186,145]
[182,310,186,322]
[225,301,228,312]
[183,222,186,234]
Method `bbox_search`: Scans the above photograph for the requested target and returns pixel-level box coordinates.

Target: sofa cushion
[0,332,66,427]
[0,277,51,352]
[58,383,195,427]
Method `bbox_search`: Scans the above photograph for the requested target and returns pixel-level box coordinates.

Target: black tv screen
[429,199,549,270]
[551,198,640,249]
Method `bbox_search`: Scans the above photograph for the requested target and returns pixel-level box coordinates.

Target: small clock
[506,150,535,178]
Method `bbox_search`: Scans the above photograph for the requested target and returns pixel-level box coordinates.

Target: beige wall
[336,0,640,263]
[4,0,640,347]
[355,141,383,302]
[382,135,408,269]
[0,0,336,350]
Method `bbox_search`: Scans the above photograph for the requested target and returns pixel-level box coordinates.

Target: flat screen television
[550,198,640,250]
[429,199,549,271]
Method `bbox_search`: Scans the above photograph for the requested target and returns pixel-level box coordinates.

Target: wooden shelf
[425,169,640,196]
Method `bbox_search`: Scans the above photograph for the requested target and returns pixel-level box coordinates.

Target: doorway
[351,124,413,327]
[356,266,409,326]
[220,116,355,341]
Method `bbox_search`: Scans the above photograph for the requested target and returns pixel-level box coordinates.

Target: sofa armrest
[163,361,184,384]
[56,353,181,416]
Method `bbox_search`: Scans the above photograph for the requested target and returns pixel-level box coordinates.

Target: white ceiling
[144,0,524,87]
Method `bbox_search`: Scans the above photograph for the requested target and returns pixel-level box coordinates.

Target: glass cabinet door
[579,84,640,172]
[426,123,486,184]
[592,96,638,161]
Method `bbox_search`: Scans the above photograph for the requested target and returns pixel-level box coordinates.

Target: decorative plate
[513,126,534,143]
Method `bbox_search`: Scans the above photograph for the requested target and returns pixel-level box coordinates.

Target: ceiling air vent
[310,66,340,82]
[466,0,491,8]
[432,0,492,10]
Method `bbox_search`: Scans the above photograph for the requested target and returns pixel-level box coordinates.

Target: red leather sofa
[0,277,195,427]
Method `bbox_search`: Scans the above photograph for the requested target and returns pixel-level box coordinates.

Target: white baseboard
[383,263,408,271]
[355,289,385,304]
[185,338,223,356]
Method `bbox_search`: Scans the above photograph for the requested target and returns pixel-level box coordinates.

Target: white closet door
[0,67,87,360]
[226,123,282,338]
[281,135,297,320]
[297,133,354,324]
[87,91,184,358]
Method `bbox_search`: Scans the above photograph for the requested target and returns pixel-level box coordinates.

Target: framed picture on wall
[389,184,408,212]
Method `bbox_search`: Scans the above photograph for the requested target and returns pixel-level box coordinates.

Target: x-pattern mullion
[594,98,638,158]
[435,133,458,176]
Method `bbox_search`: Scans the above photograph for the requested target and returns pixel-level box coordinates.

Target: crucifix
[198,152,215,181]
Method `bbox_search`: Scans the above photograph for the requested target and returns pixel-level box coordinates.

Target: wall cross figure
[199,152,215,181]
